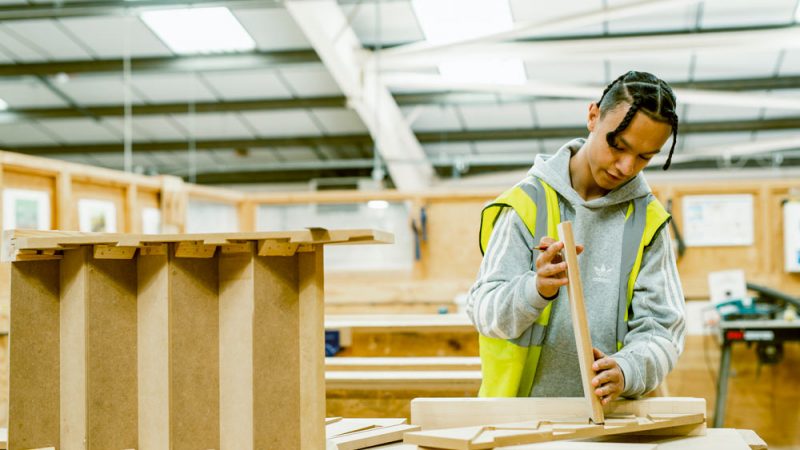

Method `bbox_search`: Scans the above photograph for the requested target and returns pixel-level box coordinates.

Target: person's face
[585,102,672,190]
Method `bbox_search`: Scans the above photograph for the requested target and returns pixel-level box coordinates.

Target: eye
[639,155,652,161]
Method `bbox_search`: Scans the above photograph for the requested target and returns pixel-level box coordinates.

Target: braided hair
[597,71,679,170]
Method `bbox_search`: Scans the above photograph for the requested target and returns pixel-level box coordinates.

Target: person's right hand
[534,237,584,299]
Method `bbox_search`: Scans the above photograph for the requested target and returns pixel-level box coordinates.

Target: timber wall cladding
[4,229,391,450]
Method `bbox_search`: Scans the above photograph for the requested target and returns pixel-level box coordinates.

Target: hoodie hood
[528,138,652,209]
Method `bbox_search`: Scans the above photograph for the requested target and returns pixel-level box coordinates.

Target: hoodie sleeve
[614,226,687,397]
[465,208,557,340]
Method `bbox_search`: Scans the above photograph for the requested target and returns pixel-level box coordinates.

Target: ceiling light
[140,7,255,55]
[0,98,8,111]
[411,0,526,85]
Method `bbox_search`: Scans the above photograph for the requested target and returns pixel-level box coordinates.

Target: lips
[606,171,624,182]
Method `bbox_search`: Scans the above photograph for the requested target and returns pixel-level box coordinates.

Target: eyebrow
[619,136,661,155]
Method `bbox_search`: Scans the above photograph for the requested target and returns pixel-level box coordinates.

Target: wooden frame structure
[3,228,391,450]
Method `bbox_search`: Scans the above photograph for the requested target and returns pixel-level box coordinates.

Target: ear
[587,102,601,133]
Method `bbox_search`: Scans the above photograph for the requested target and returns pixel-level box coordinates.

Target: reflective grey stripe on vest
[508,177,549,348]
[616,194,652,345]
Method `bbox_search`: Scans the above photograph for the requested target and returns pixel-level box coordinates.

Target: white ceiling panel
[779,49,800,75]
[692,50,782,80]
[47,154,95,165]
[0,27,48,61]
[310,109,368,134]
[171,113,254,139]
[0,0,29,4]
[201,70,293,100]
[532,99,590,127]
[683,105,762,122]
[0,122,60,146]
[274,146,318,162]
[59,16,172,59]
[753,129,800,141]
[540,138,579,154]
[606,2,698,34]
[0,48,13,63]
[700,0,796,28]
[403,105,463,132]
[233,7,311,51]
[241,110,321,136]
[525,60,606,85]
[4,20,92,60]
[279,65,342,96]
[509,0,604,37]
[131,73,218,103]
[681,132,753,154]
[0,77,68,107]
[609,54,693,84]
[459,104,535,130]
[762,89,800,119]
[110,116,187,141]
[38,118,122,143]
[474,139,541,155]
[423,142,473,156]
[86,151,156,169]
[342,1,424,46]
[56,75,146,106]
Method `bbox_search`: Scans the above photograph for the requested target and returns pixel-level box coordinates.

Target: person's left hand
[591,348,625,405]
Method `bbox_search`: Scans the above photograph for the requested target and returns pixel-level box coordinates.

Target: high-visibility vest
[477,176,671,397]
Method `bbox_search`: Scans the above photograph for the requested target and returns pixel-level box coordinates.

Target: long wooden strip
[558,221,605,424]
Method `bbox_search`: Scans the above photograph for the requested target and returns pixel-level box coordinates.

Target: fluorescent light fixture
[367,200,390,209]
[411,0,527,85]
[796,1,800,22]
[0,98,7,111]
[140,7,255,54]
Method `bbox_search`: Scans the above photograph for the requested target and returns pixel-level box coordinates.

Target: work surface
[371,428,767,449]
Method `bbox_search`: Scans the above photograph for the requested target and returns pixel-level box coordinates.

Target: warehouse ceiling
[0,0,799,187]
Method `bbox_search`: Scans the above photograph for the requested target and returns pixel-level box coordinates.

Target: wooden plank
[325,371,482,391]
[403,413,705,449]
[558,221,604,424]
[219,245,256,450]
[410,397,706,432]
[736,429,768,450]
[174,241,216,258]
[324,356,480,371]
[8,260,60,450]
[137,250,170,450]
[169,254,220,449]
[329,424,421,450]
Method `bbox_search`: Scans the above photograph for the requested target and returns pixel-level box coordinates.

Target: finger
[576,244,585,255]
[536,262,567,277]
[538,277,570,289]
[591,369,620,387]
[543,241,564,261]
[592,348,606,360]
[592,357,617,372]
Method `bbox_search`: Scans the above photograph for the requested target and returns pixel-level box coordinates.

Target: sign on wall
[784,201,800,273]
[682,194,754,247]
[2,188,51,231]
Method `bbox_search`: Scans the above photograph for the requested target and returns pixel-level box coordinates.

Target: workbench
[714,318,800,427]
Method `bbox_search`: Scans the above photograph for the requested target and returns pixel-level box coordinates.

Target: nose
[616,154,636,177]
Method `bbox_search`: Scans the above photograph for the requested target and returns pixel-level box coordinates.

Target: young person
[467,71,686,404]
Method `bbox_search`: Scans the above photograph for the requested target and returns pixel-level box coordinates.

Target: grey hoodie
[466,138,686,398]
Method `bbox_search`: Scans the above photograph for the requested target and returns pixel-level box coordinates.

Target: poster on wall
[2,189,51,230]
[682,194,754,247]
[78,199,117,233]
[784,201,800,273]
[142,207,162,234]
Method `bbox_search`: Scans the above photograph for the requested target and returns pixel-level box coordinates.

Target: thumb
[576,244,585,255]
[592,347,606,360]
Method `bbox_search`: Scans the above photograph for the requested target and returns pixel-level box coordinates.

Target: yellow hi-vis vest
[477,176,671,397]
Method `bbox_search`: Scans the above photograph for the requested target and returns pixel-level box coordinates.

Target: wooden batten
[558,221,605,425]
[173,241,217,258]
[297,249,325,449]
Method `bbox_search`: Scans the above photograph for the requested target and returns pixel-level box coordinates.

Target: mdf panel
[169,253,220,449]
[8,260,60,449]
[60,247,138,450]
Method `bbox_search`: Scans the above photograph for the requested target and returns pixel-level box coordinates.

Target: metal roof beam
[0,0,276,21]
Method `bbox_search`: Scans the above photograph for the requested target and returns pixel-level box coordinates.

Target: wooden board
[325,356,480,371]
[558,221,604,424]
[403,413,705,449]
[410,397,706,433]
[326,370,482,391]
[329,424,420,450]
